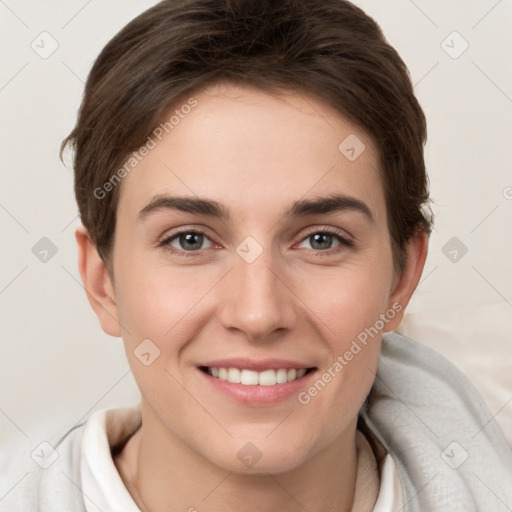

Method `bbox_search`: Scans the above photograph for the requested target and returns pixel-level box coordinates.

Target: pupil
[181,233,202,250]
[312,233,331,250]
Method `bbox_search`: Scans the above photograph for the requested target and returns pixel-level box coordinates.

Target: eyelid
[158,224,215,244]
[298,226,353,244]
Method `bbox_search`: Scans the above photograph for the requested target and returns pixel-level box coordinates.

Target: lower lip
[197,368,317,406]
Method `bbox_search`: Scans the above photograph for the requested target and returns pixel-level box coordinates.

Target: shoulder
[362,332,512,511]
[0,422,88,512]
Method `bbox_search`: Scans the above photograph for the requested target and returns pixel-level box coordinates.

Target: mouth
[199,366,316,386]
[196,358,318,405]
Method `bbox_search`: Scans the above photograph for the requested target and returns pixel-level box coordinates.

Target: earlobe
[384,231,429,332]
[75,225,122,337]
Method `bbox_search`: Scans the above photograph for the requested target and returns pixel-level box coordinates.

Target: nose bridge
[219,240,296,340]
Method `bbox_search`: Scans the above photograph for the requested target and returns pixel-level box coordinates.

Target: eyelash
[158,227,354,258]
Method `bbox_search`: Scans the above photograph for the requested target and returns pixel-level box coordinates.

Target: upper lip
[198,358,316,372]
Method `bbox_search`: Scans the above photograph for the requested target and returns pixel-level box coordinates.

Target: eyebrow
[138,193,374,223]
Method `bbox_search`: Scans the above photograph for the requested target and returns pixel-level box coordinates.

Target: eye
[160,229,214,254]
[297,229,353,255]
[159,227,353,258]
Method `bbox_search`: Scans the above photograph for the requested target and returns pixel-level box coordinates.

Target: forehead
[117,82,386,224]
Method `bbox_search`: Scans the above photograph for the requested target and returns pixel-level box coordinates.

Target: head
[65,0,431,474]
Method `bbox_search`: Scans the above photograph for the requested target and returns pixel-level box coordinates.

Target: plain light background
[1,0,511,451]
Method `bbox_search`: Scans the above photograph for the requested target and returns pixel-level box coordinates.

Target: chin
[205,435,315,476]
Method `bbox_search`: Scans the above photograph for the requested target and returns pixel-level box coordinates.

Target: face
[99,82,406,474]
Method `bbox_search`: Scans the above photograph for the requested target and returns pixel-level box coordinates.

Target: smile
[201,366,314,386]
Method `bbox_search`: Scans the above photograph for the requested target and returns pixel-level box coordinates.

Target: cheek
[292,258,391,408]
[113,261,226,396]
[113,267,204,411]
[115,256,211,337]
[294,283,385,453]
[298,258,393,341]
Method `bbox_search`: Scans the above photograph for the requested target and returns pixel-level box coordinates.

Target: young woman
[1,1,511,510]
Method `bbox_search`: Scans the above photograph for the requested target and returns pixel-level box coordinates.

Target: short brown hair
[61,0,432,274]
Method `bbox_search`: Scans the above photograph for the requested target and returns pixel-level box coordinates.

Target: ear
[384,230,429,332]
[75,225,122,337]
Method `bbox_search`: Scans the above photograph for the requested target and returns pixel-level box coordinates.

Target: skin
[76,82,428,512]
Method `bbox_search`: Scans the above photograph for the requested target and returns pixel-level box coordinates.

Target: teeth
[227,368,241,384]
[276,368,288,384]
[258,369,276,386]
[297,368,307,378]
[241,370,259,385]
[206,367,310,385]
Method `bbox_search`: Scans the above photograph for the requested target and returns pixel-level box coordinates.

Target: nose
[218,246,297,343]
